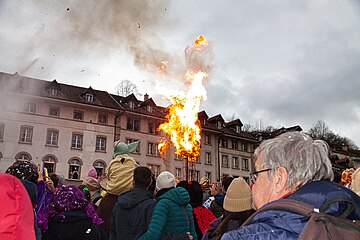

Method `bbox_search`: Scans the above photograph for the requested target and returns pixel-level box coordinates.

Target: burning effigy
[157,36,211,163]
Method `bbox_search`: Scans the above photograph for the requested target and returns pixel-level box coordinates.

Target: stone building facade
[0,72,256,183]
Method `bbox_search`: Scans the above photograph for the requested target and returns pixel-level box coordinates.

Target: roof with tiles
[111,93,166,118]
[0,72,120,109]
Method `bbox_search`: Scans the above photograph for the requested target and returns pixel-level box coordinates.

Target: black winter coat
[109,187,156,240]
[42,211,106,240]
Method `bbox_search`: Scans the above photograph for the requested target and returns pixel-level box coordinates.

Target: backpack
[242,198,360,240]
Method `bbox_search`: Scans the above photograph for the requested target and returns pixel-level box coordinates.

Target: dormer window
[85,94,94,102]
[147,105,153,113]
[129,101,135,109]
[217,121,222,129]
[50,87,58,96]
[236,125,241,133]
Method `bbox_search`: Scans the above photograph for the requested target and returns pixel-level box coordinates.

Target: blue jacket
[221,180,360,240]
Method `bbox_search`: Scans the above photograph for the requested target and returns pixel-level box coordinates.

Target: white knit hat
[224,177,253,212]
[156,171,176,190]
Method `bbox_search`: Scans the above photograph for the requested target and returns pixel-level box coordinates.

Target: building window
[0,123,4,141]
[175,168,182,180]
[96,136,107,152]
[242,142,248,152]
[98,113,107,124]
[195,170,200,182]
[93,160,106,177]
[127,118,140,131]
[222,155,229,167]
[149,122,156,134]
[19,126,33,143]
[205,134,211,145]
[126,138,140,153]
[148,164,160,177]
[46,129,58,146]
[242,158,249,171]
[85,94,94,102]
[71,133,83,149]
[15,152,31,162]
[232,157,239,169]
[147,105,153,113]
[232,140,238,150]
[217,121,222,129]
[205,152,211,165]
[221,139,228,148]
[74,111,84,121]
[68,158,81,179]
[43,155,57,174]
[129,101,135,109]
[147,142,159,156]
[49,107,60,117]
[236,125,241,133]
[24,103,36,114]
[49,87,58,96]
[206,172,212,182]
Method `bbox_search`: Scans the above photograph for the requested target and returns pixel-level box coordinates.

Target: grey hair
[254,131,334,188]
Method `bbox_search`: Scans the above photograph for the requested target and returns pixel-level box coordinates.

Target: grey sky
[1,0,359,146]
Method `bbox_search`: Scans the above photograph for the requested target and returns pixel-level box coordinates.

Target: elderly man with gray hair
[222,131,360,240]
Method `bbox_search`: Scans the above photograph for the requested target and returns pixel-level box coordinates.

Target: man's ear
[274,166,288,193]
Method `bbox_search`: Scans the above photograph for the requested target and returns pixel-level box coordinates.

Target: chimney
[144,93,149,101]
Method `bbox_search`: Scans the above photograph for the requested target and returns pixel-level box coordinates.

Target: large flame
[158,71,207,162]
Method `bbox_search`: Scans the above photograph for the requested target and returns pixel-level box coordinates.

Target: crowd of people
[1,132,360,240]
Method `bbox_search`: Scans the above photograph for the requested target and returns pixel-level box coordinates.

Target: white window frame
[96,136,107,151]
[46,129,58,146]
[24,103,36,114]
[222,155,229,167]
[85,93,94,102]
[71,133,83,149]
[232,156,239,169]
[205,152,211,164]
[19,126,33,143]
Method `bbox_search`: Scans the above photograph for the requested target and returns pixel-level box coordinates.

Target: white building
[0,72,256,184]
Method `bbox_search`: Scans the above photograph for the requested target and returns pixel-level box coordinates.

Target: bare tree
[115,79,141,97]
[307,120,330,140]
[307,120,358,149]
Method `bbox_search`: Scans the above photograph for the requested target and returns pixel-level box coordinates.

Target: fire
[158,70,207,162]
[193,35,208,51]
[157,35,209,163]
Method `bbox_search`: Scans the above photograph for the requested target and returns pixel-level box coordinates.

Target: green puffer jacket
[138,187,197,240]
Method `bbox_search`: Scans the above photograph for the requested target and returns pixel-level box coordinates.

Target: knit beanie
[82,177,100,191]
[351,168,360,196]
[87,167,98,179]
[224,177,252,212]
[156,171,176,190]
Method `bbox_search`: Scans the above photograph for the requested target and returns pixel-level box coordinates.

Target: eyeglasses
[250,168,271,183]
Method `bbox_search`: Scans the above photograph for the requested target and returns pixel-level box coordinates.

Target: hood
[51,211,89,223]
[288,180,360,219]
[106,154,138,195]
[159,187,190,206]
[214,193,225,205]
[118,188,155,209]
[0,173,35,240]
